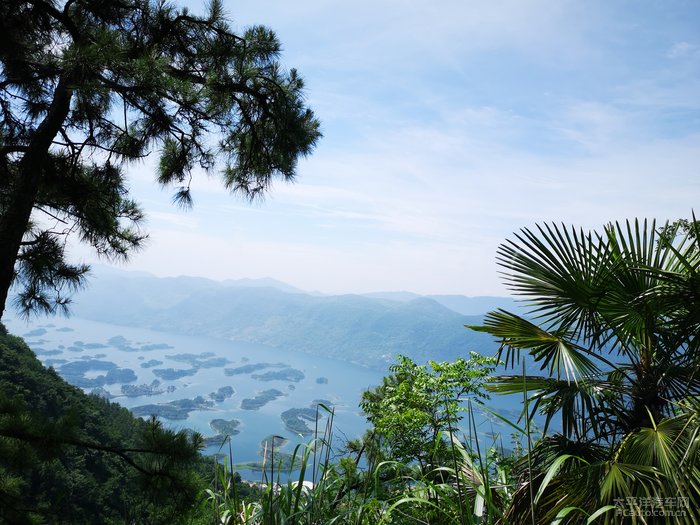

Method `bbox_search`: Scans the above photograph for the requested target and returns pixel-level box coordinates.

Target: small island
[148,354,230,377]
[107,335,136,351]
[280,408,318,436]
[167,352,215,363]
[281,401,332,436]
[315,377,329,384]
[23,328,47,337]
[261,434,288,450]
[73,340,108,349]
[252,367,305,382]
[224,362,287,376]
[201,435,230,447]
[44,359,68,367]
[140,359,164,369]
[140,343,174,351]
[240,389,285,410]
[108,335,174,352]
[209,386,235,402]
[34,348,63,356]
[83,342,109,349]
[152,367,198,380]
[195,357,229,368]
[131,396,213,420]
[233,436,296,472]
[209,418,241,436]
[59,359,137,388]
[121,380,172,397]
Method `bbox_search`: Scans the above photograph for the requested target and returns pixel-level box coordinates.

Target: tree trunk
[0,77,74,320]
[630,338,662,429]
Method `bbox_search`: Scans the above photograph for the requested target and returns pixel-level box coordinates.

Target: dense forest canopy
[0,324,210,523]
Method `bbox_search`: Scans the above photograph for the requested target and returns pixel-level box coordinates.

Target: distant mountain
[363,291,517,316]
[82,269,222,311]
[362,291,422,302]
[71,272,503,369]
[88,266,307,298]
[426,295,518,316]
[221,277,308,294]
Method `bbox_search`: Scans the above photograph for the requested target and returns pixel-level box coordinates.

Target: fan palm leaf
[472,215,700,524]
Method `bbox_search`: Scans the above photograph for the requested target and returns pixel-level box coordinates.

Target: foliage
[470,217,700,524]
[197,393,515,525]
[0,324,207,524]
[0,0,321,319]
[194,216,698,525]
[360,354,498,470]
[5,212,699,524]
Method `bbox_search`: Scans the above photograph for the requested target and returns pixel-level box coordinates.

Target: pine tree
[0,0,321,319]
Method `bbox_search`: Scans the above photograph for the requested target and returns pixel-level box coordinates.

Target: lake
[4,314,528,479]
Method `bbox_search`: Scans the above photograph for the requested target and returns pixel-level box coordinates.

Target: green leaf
[586,505,617,524]
[535,454,586,505]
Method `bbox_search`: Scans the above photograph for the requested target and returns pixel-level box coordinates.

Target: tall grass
[199,361,684,525]
[198,400,529,525]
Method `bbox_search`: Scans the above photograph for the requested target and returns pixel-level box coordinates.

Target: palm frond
[496,223,612,340]
[474,310,601,382]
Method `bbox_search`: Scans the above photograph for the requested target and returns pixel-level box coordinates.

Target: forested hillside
[0,325,206,524]
[70,271,506,368]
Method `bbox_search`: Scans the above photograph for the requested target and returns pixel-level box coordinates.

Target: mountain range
[68,267,518,369]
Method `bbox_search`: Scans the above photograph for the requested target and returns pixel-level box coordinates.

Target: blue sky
[86,0,700,296]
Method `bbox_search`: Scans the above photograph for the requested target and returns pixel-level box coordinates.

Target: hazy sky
[84,0,700,296]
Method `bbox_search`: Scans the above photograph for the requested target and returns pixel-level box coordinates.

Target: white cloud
[104,226,507,296]
[79,0,700,296]
[223,0,600,76]
[146,211,200,230]
[552,101,632,152]
[667,41,700,59]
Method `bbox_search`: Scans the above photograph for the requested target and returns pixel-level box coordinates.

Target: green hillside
[0,325,205,524]
[71,273,500,369]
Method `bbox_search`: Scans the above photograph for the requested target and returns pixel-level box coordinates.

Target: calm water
[5,314,527,479]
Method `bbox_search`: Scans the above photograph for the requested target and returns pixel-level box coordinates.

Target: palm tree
[471,217,700,524]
